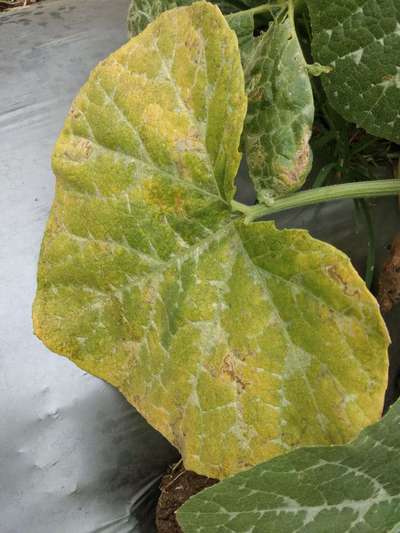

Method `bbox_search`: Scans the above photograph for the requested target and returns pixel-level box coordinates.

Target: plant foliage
[33,2,390,481]
[127,0,253,37]
[178,397,400,532]
[244,18,314,203]
[308,0,400,144]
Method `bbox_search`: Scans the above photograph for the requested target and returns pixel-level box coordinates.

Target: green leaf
[127,0,248,37]
[226,10,255,61]
[244,20,314,204]
[308,0,400,144]
[178,398,400,533]
[34,2,389,480]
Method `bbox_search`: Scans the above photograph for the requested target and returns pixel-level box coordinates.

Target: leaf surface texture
[244,20,314,203]
[34,2,389,479]
[308,0,400,143]
[178,398,400,532]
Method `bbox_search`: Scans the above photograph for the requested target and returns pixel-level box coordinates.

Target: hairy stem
[232,179,400,223]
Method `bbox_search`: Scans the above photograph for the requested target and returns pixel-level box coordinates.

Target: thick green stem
[232,180,400,223]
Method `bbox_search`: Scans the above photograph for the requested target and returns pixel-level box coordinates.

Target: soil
[378,234,400,313]
[0,0,41,12]
[156,461,218,533]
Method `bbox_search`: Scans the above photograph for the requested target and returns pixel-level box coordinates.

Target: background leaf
[225,10,255,61]
[178,397,400,532]
[308,0,400,144]
[244,20,314,204]
[34,2,389,480]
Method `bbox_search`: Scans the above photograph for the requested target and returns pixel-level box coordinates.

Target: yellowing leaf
[128,0,193,37]
[34,1,389,480]
[127,0,249,37]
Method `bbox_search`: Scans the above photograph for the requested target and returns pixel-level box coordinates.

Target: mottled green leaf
[308,0,400,144]
[178,398,400,533]
[127,0,246,37]
[226,10,255,61]
[34,2,389,480]
[244,20,314,204]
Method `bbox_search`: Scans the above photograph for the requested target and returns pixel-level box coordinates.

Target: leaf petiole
[287,0,298,41]
[230,2,284,18]
[232,179,400,223]
[356,199,376,289]
[312,162,336,188]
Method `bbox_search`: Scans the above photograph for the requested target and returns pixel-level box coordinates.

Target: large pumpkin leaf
[127,0,255,61]
[308,0,400,144]
[178,398,400,533]
[127,0,247,37]
[34,1,389,480]
[244,19,314,204]
[128,0,192,36]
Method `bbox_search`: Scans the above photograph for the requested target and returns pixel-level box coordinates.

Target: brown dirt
[156,461,218,533]
[0,0,40,12]
[378,234,400,313]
